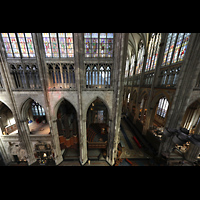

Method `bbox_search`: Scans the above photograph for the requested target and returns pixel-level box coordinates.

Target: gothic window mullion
[32,65,37,88]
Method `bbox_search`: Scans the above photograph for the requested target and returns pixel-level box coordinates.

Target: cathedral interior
[0,33,200,166]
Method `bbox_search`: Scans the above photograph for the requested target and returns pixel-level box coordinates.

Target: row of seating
[87,128,97,142]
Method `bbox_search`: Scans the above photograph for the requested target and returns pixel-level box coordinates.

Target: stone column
[0,39,36,165]
[33,33,63,165]
[159,33,200,157]
[74,33,88,165]
[106,33,129,166]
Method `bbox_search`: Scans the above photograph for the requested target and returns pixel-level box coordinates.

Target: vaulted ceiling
[127,33,150,61]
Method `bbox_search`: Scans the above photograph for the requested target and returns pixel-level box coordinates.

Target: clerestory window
[1,33,35,58]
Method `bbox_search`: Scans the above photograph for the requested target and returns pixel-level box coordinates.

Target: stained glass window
[50,33,59,57]
[17,33,29,57]
[129,54,135,77]
[9,33,20,57]
[135,42,145,74]
[166,33,177,65]
[178,33,191,62]
[42,33,74,58]
[1,33,13,57]
[125,58,129,78]
[42,33,52,57]
[1,33,35,58]
[162,33,172,66]
[145,33,161,72]
[25,33,35,57]
[84,33,113,57]
[162,33,191,66]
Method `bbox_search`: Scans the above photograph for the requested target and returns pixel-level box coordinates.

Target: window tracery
[162,33,191,66]
[85,63,111,88]
[10,64,41,89]
[135,42,145,74]
[145,33,161,72]
[1,33,35,58]
[129,54,135,77]
[32,101,45,117]
[157,97,169,118]
[84,33,114,57]
[42,33,74,58]
[47,63,75,88]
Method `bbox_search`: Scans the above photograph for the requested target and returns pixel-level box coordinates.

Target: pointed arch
[20,97,46,119]
[53,97,78,120]
[85,96,111,120]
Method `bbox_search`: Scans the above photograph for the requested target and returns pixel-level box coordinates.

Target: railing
[87,141,107,149]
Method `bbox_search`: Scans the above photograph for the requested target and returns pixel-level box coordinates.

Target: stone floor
[6,118,197,166]
[119,119,150,159]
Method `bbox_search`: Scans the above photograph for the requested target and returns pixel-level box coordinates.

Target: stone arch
[55,97,79,155]
[0,100,18,136]
[150,92,171,110]
[84,96,111,121]
[20,97,46,120]
[180,98,200,132]
[53,97,78,121]
[20,97,50,135]
[0,98,14,115]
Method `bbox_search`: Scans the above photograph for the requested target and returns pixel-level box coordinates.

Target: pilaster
[106,33,129,165]
[74,33,88,165]
[34,33,63,165]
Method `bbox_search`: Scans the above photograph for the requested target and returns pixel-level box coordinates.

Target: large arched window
[84,33,114,57]
[162,33,191,66]
[145,33,161,72]
[135,42,145,74]
[157,97,169,118]
[1,33,35,58]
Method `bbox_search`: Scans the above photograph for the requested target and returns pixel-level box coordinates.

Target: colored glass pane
[99,38,106,57]
[42,33,52,57]
[162,33,172,66]
[66,33,74,57]
[50,34,59,57]
[100,33,106,38]
[25,33,35,57]
[84,33,113,57]
[1,33,13,57]
[107,33,114,38]
[17,33,29,57]
[58,33,66,57]
[9,33,20,57]
[152,33,161,70]
[129,55,135,76]
[166,33,177,65]
[136,43,144,74]
[172,33,184,63]
[178,33,191,62]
